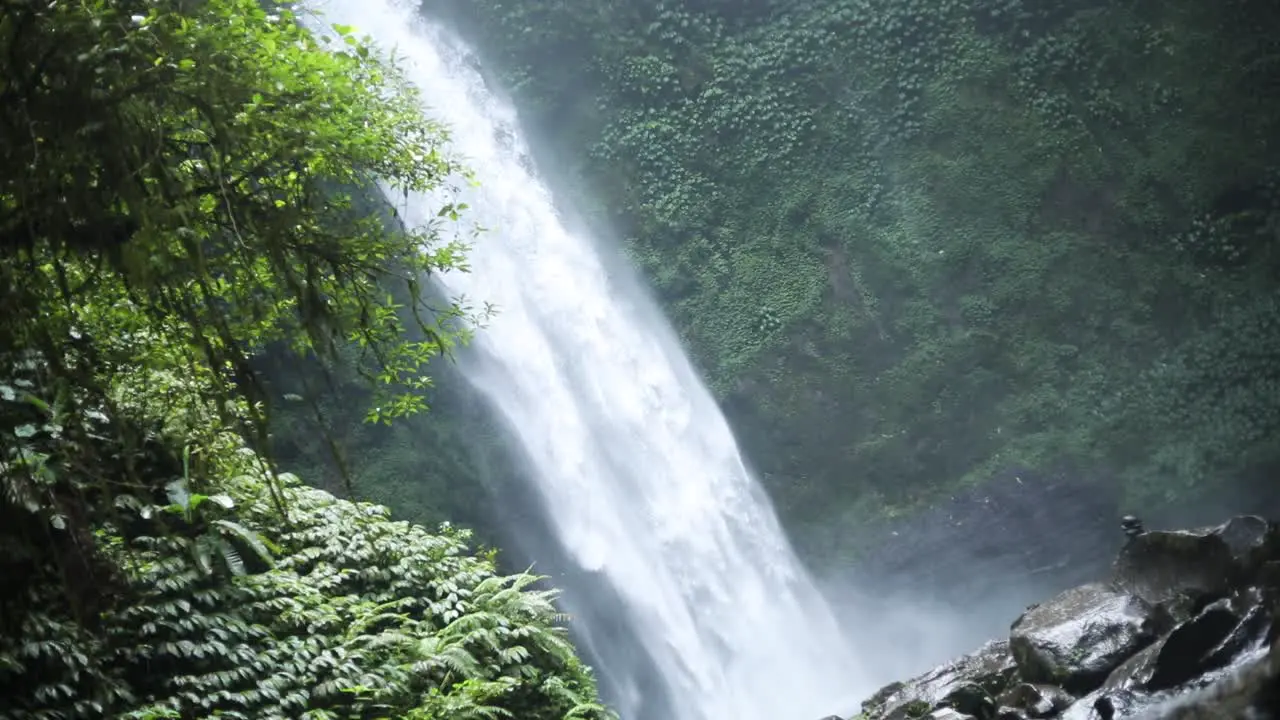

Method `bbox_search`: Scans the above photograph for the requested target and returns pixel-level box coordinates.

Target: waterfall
[305,1,863,718]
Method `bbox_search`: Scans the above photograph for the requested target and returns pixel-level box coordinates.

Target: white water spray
[306,2,863,718]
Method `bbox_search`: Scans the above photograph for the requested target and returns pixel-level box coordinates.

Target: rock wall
[843,470,1121,600]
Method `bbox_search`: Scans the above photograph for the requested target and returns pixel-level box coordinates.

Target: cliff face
[423,0,1280,563]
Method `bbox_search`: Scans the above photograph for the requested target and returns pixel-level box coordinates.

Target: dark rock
[1212,515,1279,579]
[1091,588,1273,697]
[860,640,1016,720]
[1108,515,1279,623]
[997,683,1072,718]
[1091,694,1115,720]
[1098,637,1163,692]
[993,707,1028,720]
[1060,612,1278,719]
[938,682,995,718]
[1111,528,1234,615]
[1057,689,1157,720]
[1009,582,1169,694]
[1146,601,1243,690]
[1198,590,1273,676]
[1147,640,1280,719]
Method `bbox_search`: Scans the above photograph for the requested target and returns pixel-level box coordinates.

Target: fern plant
[2,448,614,720]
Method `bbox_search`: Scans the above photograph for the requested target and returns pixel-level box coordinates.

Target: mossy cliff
[425,0,1280,559]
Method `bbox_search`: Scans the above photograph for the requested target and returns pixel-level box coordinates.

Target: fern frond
[218,539,246,577]
[212,519,278,567]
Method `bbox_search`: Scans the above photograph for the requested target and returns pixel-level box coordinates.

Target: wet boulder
[1098,638,1162,693]
[1094,587,1274,693]
[935,683,995,719]
[1096,601,1236,694]
[1056,688,1160,720]
[997,683,1073,718]
[1201,595,1273,669]
[1212,515,1280,579]
[1199,586,1272,666]
[1146,599,1246,690]
[1111,528,1234,616]
[1119,640,1279,719]
[860,640,1017,720]
[1111,515,1280,618]
[1058,591,1278,720]
[1008,582,1170,694]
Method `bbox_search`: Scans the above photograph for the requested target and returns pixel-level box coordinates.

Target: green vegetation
[432,0,1280,559]
[262,349,516,542]
[0,0,607,716]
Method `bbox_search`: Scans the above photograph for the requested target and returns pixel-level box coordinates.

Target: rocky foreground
[834,515,1280,720]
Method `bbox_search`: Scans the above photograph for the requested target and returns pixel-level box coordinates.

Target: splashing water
[305,1,863,718]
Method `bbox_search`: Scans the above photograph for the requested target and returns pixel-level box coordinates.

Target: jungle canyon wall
[302,3,868,719]
[424,0,1280,563]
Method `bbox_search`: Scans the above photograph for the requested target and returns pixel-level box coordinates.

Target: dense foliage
[0,0,607,716]
[2,0,473,435]
[1,397,607,719]
[430,0,1280,558]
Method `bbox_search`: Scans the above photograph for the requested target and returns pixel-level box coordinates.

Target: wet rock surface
[1215,516,1273,564]
[1111,528,1233,614]
[845,471,1120,606]
[856,640,1017,720]
[1009,582,1169,693]
[998,683,1073,717]
[845,515,1280,720]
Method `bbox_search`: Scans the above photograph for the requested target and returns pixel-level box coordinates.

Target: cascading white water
[306,2,863,718]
